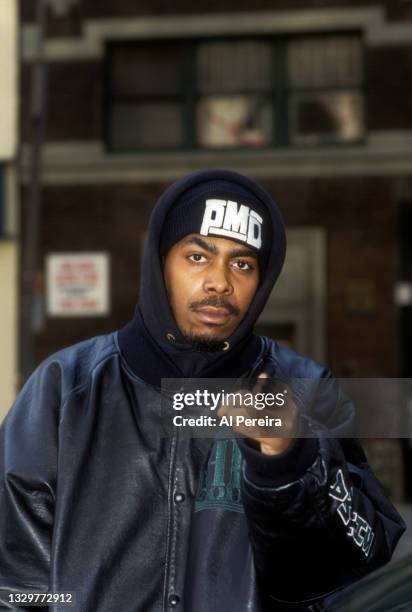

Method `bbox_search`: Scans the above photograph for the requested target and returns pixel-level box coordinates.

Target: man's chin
[182,330,228,353]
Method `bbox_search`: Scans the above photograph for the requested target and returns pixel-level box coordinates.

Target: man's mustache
[189,297,240,316]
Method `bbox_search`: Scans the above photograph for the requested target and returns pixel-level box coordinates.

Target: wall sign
[46,253,110,317]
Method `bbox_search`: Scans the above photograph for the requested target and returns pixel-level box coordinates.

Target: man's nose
[203,263,233,295]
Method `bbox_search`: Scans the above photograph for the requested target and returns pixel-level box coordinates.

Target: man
[0,169,405,611]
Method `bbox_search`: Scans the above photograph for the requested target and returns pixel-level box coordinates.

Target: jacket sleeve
[0,362,60,611]
[237,375,406,609]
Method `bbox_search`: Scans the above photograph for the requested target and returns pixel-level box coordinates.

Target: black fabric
[159,178,272,263]
[0,334,406,612]
[237,436,319,488]
[118,169,286,385]
[118,310,265,388]
[0,173,407,612]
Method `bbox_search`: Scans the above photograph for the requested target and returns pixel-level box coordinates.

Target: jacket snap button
[168,593,180,606]
[174,492,185,503]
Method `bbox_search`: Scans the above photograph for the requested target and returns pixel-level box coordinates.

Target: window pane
[289,92,364,144]
[110,103,183,149]
[197,41,272,93]
[288,36,362,88]
[197,96,272,147]
[110,45,184,95]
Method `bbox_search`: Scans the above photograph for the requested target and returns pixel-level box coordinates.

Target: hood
[118,169,286,385]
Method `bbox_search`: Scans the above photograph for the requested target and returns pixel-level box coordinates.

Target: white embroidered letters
[328,469,374,557]
[200,199,263,249]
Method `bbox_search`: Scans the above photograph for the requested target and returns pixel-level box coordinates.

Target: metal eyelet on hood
[166,332,176,343]
[222,341,230,351]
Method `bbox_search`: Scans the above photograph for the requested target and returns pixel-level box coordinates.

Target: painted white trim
[367,21,412,45]
[19,132,412,184]
[368,130,412,148]
[21,6,412,63]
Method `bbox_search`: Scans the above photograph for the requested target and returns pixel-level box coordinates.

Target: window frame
[104,30,365,153]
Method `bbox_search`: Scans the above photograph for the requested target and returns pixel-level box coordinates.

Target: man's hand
[217,373,298,456]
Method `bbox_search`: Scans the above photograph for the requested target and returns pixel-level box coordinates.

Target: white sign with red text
[46,253,110,317]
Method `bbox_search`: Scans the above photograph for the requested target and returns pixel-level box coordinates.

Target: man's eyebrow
[229,248,258,260]
[181,236,257,259]
[182,236,218,254]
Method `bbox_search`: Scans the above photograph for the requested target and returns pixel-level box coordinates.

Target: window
[105,33,364,152]
[196,40,273,148]
[287,35,364,145]
[107,43,186,150]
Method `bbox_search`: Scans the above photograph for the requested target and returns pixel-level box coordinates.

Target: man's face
[163,234,259,345]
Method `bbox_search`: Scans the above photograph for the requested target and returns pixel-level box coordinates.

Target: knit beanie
[159,179,272,268]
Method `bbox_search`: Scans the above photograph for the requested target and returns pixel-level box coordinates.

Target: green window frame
[104,31,365,152]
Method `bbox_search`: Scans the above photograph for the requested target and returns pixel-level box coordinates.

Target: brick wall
[261,176,399,376]
[366,46,412,130]
[20,62,103,142]
[21,177,399,376]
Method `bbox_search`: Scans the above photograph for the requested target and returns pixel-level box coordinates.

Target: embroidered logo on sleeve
[328,469,374,557]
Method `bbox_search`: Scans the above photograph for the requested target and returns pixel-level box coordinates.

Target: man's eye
[233,260,253,270]
[188,253,207,262]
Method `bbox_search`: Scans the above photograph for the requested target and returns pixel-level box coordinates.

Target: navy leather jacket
[0,170,405,610]
[0,332,405,612]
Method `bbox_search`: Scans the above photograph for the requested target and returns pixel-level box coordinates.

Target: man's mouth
[195,306,232,325]
[190,298,239,325]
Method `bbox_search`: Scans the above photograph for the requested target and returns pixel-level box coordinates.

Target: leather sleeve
[239,433,406,609]
[0,362,61,611]
[237,363,406,609]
